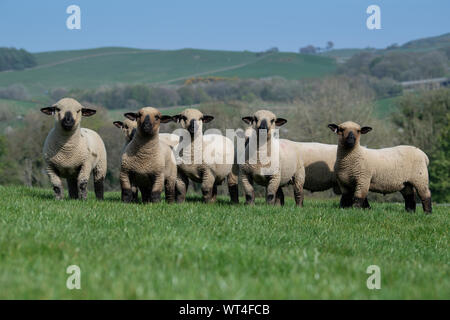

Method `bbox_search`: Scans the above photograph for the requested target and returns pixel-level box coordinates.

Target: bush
[0,47,37,71]
[0,84,30,100]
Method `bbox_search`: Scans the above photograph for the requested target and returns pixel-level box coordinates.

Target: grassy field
[0,48,336,96]
[0,185,448,299]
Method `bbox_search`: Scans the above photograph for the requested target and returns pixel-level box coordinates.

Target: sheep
[244,127,341,195]
[328,121,432,213]
[41,98,107,200]
[120,107,177,203]
[171,108,239,204]
[114,119,179,150]
[241,110,305,206]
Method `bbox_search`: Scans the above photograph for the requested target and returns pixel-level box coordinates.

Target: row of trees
[0,47,37,71]
[339,50,449,81]
[49,75,401,110]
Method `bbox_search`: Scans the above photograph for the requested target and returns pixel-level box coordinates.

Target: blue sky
[0,0,448,53]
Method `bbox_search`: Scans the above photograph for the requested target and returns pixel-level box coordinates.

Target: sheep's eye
[55,107,61,112]
[155,115,160,120]
[182,116,188,121]
[357,130,361,133]
[124,125,128,129]
[254,118,258,123]
[77,110,81,113]
[338,128,343,133]
[271,119,275,123]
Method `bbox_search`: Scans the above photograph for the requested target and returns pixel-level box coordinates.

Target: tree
[326,41,334,51]
[299,45,316,54]
[429,114,450,202]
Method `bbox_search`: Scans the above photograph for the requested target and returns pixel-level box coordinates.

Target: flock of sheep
[40,97,432,214]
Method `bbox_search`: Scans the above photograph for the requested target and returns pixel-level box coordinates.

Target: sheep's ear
[275,118,287,126]
[172,114,183,123]
[328,124,339,133]
[242,116,254,124]
[160,115,173,123]
[113,121,124,128]
[81,108,96,117]
[40,106,56,115]
[124,112,139,121]
[361,126,372,134]
[201,115,214,123]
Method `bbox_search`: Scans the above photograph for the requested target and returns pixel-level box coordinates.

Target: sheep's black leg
[400,184,416,212]
[94,178,104,200]
[354,197,370,209]
[150,191,161,203]
[78,179,88,200]
[421,197,432,214]
[275,187,285,206]
[67,177,79,199]
[121,188,134,203]
[211,183,218,203]
[339,193,353,208]
[228,184,239,204]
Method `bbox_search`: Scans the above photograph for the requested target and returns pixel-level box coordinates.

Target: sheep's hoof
[121,188,134,203]
[53,186,63,200]
[245,193,255,205]
[422,197,432,214]
[150,192,161,203]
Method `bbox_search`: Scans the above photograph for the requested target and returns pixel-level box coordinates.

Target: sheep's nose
[141,115,153,133]
[258,119,268,131]
[345,131,356,147]
[61,112,75,130]
[188,119,197,133]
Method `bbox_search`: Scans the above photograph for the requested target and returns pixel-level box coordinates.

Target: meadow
[0,185,448,299]
[0,48,336,96]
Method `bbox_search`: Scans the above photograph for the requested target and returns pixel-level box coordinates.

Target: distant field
[0,186,448,299]
[0,48,337,96]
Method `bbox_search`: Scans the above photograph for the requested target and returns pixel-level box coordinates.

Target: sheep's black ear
[172,114,183,123]
[81,108,96,117]
[40,106,56,115]
[361,126,372,134]
[242,116,254,124]
[328,124,339,133]
[201,115,214,123]
[113,121,124,128]
[160,115,173,123]
[275,118,287,126]
[124,112,139,121]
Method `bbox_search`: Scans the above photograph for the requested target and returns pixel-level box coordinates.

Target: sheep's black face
[141,115,154,135]
[61,111,75,131]
[328,121,373,149]
[124,107,173,138]
[242,110,287,139]
[172,109,214,136]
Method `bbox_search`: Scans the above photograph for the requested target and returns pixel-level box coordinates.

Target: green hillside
[0,48,336,96]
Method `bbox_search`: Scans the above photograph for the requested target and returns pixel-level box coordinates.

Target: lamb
[244,127,341,195]
[114,119,179,150]
[328,121,432,213]
[171,108,239,203]
[120,107,177,203]
[240,110,305,206]
[41,98,107,200]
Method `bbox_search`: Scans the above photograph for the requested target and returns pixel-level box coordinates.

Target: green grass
[0,185,448,299]
[0,48,336,96]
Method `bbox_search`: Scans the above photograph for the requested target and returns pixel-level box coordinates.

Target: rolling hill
[0,48,337,97]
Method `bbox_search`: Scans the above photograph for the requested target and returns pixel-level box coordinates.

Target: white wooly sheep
[240,110,305,206]
[244,127,340,195]
[120,107,177,203]
[328,121,432,213]
[41,98,107,200]
[171,108,238,203]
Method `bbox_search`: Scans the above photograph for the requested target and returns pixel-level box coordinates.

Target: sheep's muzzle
[61,112,75,131]
[141,115,153,135]
[344,131,356,148]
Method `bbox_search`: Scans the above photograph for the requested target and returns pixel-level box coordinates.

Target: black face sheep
[244,126,341,196]
[328,121,432,213]
[241,110,305,206]
[41,98,107,200]
[171,108,239,204]
[120,107,177,203]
